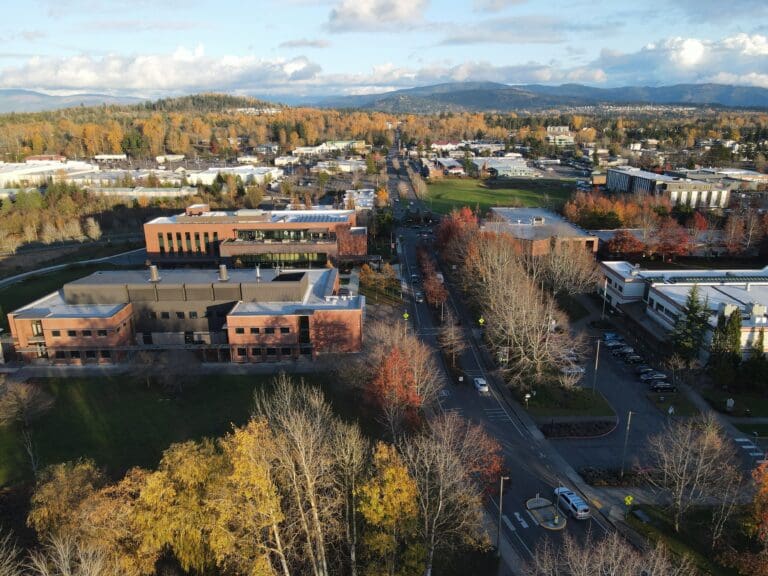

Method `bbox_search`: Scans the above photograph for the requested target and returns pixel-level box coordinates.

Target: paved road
[386,144,611,573]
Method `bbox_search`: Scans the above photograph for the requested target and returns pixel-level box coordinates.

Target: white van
[554,487,591,520]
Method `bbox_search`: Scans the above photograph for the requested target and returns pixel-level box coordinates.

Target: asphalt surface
[385,145,611,572]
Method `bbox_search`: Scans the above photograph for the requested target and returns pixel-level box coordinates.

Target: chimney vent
[218,264,229,282]
[149,265,160,282]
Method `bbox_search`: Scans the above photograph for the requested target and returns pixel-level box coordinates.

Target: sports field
[426,177,575,215]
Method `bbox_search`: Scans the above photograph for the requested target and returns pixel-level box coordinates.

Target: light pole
[592,339,601,396]
[497,475,510,558]
[620,410,634,479]
[601,277,608,320]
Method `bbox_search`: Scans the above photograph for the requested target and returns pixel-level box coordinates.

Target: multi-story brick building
[8,265,364,365]
[144,204,367,267]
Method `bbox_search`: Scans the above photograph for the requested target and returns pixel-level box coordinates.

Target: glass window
[266,348,277,356]
[161,312,170,319]
[189,311,198,319]
[237,348,247,356]
[167,232,174,253]
[67,330,77,337]
[235,327,245,334]
[158,232,165,254]
[97,330,107,337]
[100,350,111,359]
[82,330,92,337]
[265,327,275,335]
[185,232,192,252]
[70,351,81,359]
[51,330,61,337]
[85,350,96,359]
[176,311,185,319]
[55,351,66,359]
[251,348,261,356]
[194,232,201,253]
[250,327,260,334]
[149,311,157,319]
[280,327,290,334]
[281,347,291,356]
[176,232,183,254]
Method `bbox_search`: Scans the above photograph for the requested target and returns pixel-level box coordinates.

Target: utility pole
[620,411,634,479]
[497,475,509,558]
[592,339,600,396]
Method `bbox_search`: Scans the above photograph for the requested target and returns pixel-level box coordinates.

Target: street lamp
[600,277,608,320]
[592,338,601,396]
[524,393,531,409]
[497,476,510,558]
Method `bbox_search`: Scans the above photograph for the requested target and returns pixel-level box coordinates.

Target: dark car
[649,382,677,393]
[635,365,654,374]
[624,354,643,364]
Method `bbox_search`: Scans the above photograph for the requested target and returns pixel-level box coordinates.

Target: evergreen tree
[672,284,710,365]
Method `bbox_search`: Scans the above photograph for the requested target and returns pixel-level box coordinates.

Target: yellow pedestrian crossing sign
[624,495,634,507]
[478,316,485,326]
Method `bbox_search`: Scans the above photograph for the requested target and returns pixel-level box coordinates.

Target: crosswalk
[735,437,765,462]
[484,407,513,423]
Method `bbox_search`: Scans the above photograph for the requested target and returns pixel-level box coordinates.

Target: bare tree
[0,381,54,429]
[646,413,742,533]
[253,373,340,576]
[526,531,695,576]
[27,535,109,576]
[0,529,22,576]
[541,243,600,297]
[438,311,466,368]
[0,381,54,475]
[332,422,369,576]
[744,208,763,252]
[400,414,486,576]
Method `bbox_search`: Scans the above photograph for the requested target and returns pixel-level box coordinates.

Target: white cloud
[473,0,526,12]
[593,33,768,87]
[327,0,428,32]
[279,38,331,49]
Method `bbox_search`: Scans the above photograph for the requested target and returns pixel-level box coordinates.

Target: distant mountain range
[0,89,144,113]
[315,82,768,112]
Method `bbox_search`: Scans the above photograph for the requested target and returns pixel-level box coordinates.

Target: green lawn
[701,387,768,417]
[646,392,699,417]
[359,284,403,306]
[0,264,126,331]
[0,373,362,487]
[626,505,740,576]
[425,177,574,215]
[526,385,615,418]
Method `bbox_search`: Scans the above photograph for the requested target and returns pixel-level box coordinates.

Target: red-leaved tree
[606,230,645,257]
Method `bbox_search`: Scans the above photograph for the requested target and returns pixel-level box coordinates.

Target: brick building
[485,207,598,256]
[8,265,364,365]
[144,204,367,267]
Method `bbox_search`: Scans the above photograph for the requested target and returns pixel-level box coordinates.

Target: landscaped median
[523,385,618,438]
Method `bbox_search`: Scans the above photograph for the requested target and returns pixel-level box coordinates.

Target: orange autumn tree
[370,348,423,435]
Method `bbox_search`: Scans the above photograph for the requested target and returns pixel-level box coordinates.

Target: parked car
[603,332,621,341]
[624,354,643,364]
[612,346,635,356]
[604,340,626,349]
[560,364,586,375]
[640,371,668,382]
[473,377,489,394]
[414,291,425,303]
[553,487,591,520]
[649,382,678,393]
[635,365,654,374]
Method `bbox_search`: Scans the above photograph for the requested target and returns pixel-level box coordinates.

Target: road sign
[478,317,485,326]
[403,312,409,321]
[624,495,634,507]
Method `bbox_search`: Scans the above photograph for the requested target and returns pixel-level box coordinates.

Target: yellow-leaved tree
[358,442,422,576]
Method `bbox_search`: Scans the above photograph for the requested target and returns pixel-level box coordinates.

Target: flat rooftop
[608,167,675,181]
[12,291,128,320]
[602,261,768,284]
[488,207,592,241]
[653,283,768,327]
[146,208,355,226]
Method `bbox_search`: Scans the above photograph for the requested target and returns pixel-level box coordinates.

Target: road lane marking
[514,512,529,529]
[503,515,516,532]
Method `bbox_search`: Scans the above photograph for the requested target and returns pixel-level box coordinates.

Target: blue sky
[1,0,767,99]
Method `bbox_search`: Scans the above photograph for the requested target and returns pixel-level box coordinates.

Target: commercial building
[89,186,197,200]
[8,265,364,365]
[472,158,536,178]
[312,159,366,174]
[343,189,376,210]
[144,204,367,267]
[486,207,598,256]
[0,160,100,187]
[599,261,768,358]
[607,167,730,208]
[185,166,283,186]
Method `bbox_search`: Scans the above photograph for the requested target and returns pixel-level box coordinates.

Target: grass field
[426,177,575,215]
[526,385,615,418]
[701,387,768,418]
[0,373,363,487]
[0,264,128,331]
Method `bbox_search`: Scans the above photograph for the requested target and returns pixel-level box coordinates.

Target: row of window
[233,327,290,335]
[158,231,218,255]
[54,350,112,359]
[147,311,200,320]
[236,347,306,357]
[51,329,109,338]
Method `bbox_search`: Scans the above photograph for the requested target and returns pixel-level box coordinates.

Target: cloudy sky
[1,0,767,100]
